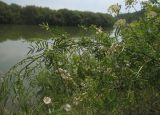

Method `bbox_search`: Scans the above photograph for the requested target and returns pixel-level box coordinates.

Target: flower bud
[43,96,52,104]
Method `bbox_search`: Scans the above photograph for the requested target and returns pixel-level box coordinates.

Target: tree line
[117,10,144,23]
[0,1,115,27]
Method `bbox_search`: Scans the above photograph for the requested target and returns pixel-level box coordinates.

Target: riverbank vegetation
[117,10,144,22]
[0,0,160,114]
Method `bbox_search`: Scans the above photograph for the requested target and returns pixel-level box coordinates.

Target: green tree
[0,1,115,27]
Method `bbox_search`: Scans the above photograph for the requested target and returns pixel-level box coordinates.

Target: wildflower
[96,27,103,34]
[114,19,126,28]
[108,3,121,15]
[97,28,102,33]
[147,11,157,18]
[57,68,72,80]
[61,73,72,80]
[58,68,67,73]
[63,104,72,112]
[43,96,52,104]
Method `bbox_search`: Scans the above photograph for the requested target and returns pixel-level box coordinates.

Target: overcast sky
[1,0,145,13]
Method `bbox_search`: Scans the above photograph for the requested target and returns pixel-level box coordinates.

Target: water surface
[0,25,89,73]
[0,25,112,73]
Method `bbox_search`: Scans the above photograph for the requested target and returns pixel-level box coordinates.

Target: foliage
[117,10,144,22]
[0,0,160,115]
[0,1,114,27]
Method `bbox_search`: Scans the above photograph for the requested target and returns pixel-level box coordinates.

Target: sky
[1,0,145,13]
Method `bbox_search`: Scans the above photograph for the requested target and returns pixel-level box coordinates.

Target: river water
[0,25,110,73]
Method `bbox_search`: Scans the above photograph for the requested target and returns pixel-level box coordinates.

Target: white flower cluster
[108,3,121,15]
[96,27,103,34]
[114,19,126,28]
[43,97,72,112]
[57,68,73,80]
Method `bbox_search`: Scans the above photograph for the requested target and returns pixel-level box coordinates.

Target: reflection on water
[0,25,86,73]
[0,25,50,72]
[0,40,29,72]
[0,25,50,42]
[0,25,111,73]
[0,25,85,41]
